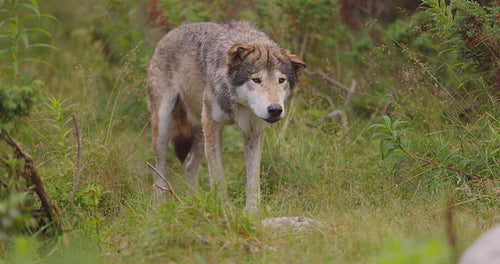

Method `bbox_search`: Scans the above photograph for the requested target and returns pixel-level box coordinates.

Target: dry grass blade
[65,113,84,211]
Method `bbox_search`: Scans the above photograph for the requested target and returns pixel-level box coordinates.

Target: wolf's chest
[211,100,234,124]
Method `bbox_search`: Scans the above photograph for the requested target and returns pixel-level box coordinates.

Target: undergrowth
[1,0,499,263]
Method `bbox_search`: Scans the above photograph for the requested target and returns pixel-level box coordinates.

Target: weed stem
[398,143,482,181]
[146,162,184,203]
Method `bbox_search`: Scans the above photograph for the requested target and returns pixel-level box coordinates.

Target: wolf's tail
[171,96,194,163]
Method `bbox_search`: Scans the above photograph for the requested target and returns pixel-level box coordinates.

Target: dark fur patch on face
[276,57,299,103]
[279,58,298,91]
[227,63,256,87]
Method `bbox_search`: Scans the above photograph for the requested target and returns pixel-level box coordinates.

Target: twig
[299,25,310,59]
[305,70,355,132]
[146,162,183,203]
[379,96,393,120]
[152,184,168,191]
[316,110,348,131]
[344,79,356,108]
[66,114,84,211]
[379,84,398,121]
[309,85,335,109]
[0,130,63,233]
[304,69,351,92]
[398,145,482,181]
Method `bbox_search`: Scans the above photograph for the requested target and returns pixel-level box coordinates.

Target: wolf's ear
[283,49,307,71]
[226,44,255,66]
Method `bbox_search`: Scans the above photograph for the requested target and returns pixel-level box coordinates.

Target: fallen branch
[304,70,356,105]
[316,109,348,131]
[304,69,351,92]
[146,162,183,203]
[305,69,356,132]
[344,79,356,108]
[309,86,335,109]
[1,130,63,233]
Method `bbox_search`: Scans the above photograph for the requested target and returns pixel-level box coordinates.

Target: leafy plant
[0,0,58,131]
[0,0,57,83]
[0,0,59,130]
[0,0,61,239]
[369,115,415,160]
[448,1,500,89]
[421,0,453,27]
[423,0,500,89]
[39,95,75,156]
[368,115,481,181]
[0,192,35,240]
[2,235,39,264]
[0,79,42,130]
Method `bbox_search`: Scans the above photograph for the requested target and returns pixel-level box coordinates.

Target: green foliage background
[0,0,499,263]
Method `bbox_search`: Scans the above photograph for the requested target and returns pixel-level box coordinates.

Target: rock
[459,224,500,264]
[261,216,321,231]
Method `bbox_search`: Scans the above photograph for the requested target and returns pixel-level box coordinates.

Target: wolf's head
[226,43,306,124]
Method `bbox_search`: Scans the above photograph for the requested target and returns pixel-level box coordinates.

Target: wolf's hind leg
[185,128,203,192]
[152,93,177,199]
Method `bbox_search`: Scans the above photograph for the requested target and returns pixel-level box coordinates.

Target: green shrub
[423,0,500,89]
[0,0,58,240]
[447,1,500,88]
[0,0,57,83]
[0,80,42,131]
[0,192,36,240]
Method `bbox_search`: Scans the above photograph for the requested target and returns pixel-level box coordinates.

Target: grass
[1,0,499,263]
[6,100,495,263]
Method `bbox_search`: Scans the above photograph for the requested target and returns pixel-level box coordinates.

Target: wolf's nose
[267,104,282,118]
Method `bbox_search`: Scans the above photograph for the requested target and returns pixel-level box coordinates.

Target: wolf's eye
[279,78,286,84]
[252,78,262,84]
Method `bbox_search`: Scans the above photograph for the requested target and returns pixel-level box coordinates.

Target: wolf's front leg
[243,129,265,211]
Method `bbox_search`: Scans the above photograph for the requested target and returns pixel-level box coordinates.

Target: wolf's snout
[267,104,282,118]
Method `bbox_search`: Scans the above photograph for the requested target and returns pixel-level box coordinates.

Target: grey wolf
[146,21,306,210]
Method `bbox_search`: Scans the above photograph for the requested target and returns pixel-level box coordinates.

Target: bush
[423,0,500,90]
[0,80,43,131]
